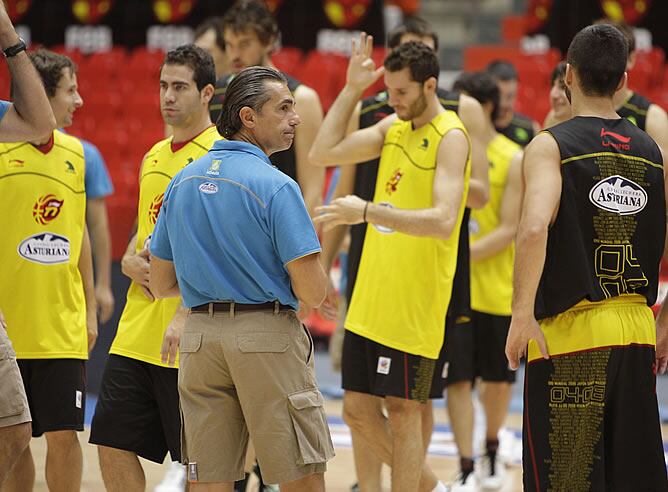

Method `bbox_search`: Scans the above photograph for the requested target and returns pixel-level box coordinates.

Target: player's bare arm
[79,226,98,353]
[646,104,668,155]
[505,133,561,369]
[654,147,668,373]
[315,127,469,240]
[459,93,490,208]
[0,3,56,141]
[87,198,114,323]
[293,85,326,215]
[308,33,392,167]
[149,256,180,299]
[470,151,523,261]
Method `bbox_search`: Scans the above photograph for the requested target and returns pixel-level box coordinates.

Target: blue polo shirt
[81,139,114,199]
[0,100,10,121]
[150,140,321,309]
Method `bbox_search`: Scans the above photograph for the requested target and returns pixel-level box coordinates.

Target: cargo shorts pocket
[0,347,27,419]
[179,333,202,355]
[287,388,335,465]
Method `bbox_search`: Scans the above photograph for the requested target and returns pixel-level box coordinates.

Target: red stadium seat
[271,47,303,75]
[298,51,347,111]
[501,15,527,44]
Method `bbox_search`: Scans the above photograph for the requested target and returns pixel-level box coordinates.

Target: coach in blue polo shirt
[149,66,334,490]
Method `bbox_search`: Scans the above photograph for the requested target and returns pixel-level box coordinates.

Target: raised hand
[346,32,385,93]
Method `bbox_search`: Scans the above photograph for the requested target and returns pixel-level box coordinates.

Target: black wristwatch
[3,37,27,58]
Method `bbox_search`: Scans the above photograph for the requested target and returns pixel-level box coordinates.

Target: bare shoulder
[293,84,321,104]
[525,132,560,164]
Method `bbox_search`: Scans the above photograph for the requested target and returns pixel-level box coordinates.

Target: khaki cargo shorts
[0,325,31,427]
[178,308,335,485]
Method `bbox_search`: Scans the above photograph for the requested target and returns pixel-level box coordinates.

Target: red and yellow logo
[152,0,194,23]
[324,0,371,28]
[72,0,113,24]
[148,193,164,225]
[33,195,64,225]
[385,168,403,195]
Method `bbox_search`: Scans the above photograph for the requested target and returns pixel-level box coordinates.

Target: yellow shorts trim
[528,295,655,363]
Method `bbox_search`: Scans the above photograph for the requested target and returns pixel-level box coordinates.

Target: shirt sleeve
[150,177,175,261]
[267,180,321,265]
[0,100,10,121]
[82,140,114,199]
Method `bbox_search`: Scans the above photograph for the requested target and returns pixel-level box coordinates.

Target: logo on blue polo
[199,182,219,194]
[18,233,70,264]
[206,160,221,175]
[589,175,647,215]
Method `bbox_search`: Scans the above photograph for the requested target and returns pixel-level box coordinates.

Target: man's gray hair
[217,66,288,138]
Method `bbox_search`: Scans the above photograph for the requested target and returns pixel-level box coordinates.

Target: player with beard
[311,36,469,492]
[209,0,324,216]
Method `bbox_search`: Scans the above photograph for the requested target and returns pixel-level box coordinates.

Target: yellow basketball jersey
[345,111,470,359]
[470,133,521,316]
[110,126,220,367]
[0,131,87,359]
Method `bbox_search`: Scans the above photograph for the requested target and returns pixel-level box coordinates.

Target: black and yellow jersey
[497,112,535,147]
[617,91,651,131]
[537,116,664,319]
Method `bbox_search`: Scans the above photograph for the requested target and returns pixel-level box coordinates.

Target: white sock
[432,481,447,492]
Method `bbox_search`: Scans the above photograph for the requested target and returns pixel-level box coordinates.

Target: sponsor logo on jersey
[514,127,529,143]
[199,182,219,194]
[18,233,70,264]
[589,175,647,215]
[372,202,396,234]
[601,127,631,151]
[206,160,221,175]
[33,195,64,224]
[419,138,429,150]
[8,159,24,168]
[65,160,76,173]
[148,193,164,225]
[385,168,403,195]
[469,218,480,235]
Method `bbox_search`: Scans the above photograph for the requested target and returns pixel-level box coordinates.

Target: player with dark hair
[194,16,228,79]
[317,18,489,491]
[89,44,219,491]
[542,61,570,128]
[209,0,324,216]
[312,36,470,492]
[486,59,541,146]
[506,24,668,490]
[594,18,668,154]
[445,71,523,491]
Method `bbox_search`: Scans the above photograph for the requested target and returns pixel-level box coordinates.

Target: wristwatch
[3,37,26,58]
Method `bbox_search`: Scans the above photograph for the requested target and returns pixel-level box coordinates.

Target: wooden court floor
[27,398,667,491]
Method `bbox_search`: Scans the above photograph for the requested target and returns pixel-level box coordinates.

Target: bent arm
[149,256,180,299]
[471,151,523,261]
[0,7,56,141]
[294,86,326,215]
[458,94,490,208]
[646,104,668,155]
[365,128,469,240]
[286,252,328,308]
[511,134,561,318]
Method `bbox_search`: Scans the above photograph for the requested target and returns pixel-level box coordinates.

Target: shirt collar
[211,140,272,167]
